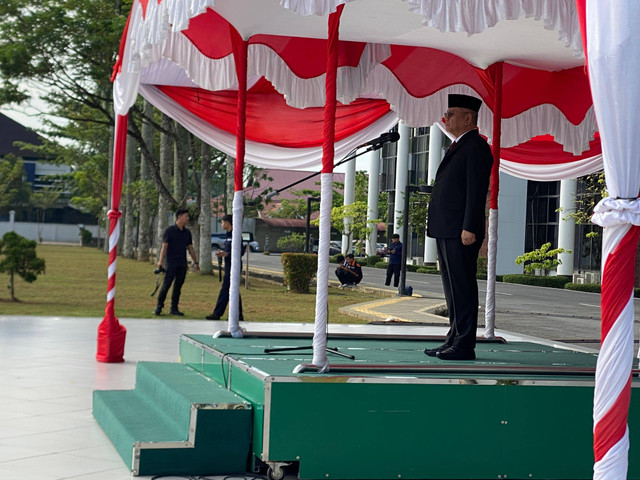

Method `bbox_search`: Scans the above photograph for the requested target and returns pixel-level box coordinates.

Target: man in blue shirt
[154,208,199,316]
[206,214,244,320]
[385,233,402,287]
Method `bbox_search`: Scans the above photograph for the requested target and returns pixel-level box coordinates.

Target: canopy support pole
[312,4,344,373]
[484,62,503,340]
[96,114,129,362]
[228,32,248,338]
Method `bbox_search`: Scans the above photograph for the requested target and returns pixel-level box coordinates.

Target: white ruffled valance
[250,43,391,108]
[591,198,640,228]
[280,0,354,16]
[406,0,583,57]
[364,65,597,155]
[499,155,602,181]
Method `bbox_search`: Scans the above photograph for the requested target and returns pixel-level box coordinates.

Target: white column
[393,122,410,243]
[342,156,356,254]
[9,210,15,231]
[557,178,577,276]
[424,123,443,264]
[366,150,380,257]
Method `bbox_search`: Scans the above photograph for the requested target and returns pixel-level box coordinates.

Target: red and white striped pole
[96,114,129,362]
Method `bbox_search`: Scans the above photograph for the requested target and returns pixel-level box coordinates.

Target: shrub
[416,266,439,274]
[366,255,382,266]
[276,233,305,253]
[564,283,601,293]
[502,274,571,289]
[477,256,488,274]
[374,261,387,269]
[80,228,92,246]
[281,253,318,293]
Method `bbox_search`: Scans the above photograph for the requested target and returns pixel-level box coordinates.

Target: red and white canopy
[102,3,640,479]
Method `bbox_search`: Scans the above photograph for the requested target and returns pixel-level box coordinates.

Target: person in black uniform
[206,214,243,320]
[385,233,402,287]
[154,208,199,316]
[425,94,493,360]
[335,253,363,287]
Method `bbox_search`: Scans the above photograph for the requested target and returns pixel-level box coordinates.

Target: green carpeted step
[93,389,183,470]
[93,362,252,477]
[134,361,244,433]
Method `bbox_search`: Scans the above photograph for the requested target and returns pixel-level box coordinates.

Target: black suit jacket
[427,129,493,240]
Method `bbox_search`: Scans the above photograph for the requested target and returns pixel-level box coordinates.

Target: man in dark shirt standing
[154,208,199,316]
[206,214,243,320]
[385,233,402,287]
[425,94,493,360]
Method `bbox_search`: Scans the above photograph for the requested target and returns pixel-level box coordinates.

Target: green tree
[31,187,61,242]
[0,154,31,214]
[0,231,46,301]
[515,242,569,276]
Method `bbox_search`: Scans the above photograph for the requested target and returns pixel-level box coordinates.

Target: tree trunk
[156,114,173,252]
[173,123,189,208]
[137,100,153,262]
[199,143,213,274]
[9,270,15,301]
[122,133,137,258]
[226,155,234,215]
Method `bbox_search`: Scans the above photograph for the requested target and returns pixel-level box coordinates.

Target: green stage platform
[94,332,640,479]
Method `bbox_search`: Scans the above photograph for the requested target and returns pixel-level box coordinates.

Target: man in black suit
[425,94,493,360]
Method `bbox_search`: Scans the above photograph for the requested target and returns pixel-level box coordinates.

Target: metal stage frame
[178,331,640,480]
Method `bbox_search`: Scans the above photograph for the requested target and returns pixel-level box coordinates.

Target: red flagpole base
[96,315,127,363]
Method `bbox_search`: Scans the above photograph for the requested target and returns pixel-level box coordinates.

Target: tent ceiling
[211,0,583,70]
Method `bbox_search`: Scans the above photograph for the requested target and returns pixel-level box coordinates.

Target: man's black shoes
[205,314,221,320]
[436,347,476,361]
[153,307,162,316]
[424,344,450,357]
[169,309,185,317]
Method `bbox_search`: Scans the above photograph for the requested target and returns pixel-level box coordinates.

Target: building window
[525,180,559,252]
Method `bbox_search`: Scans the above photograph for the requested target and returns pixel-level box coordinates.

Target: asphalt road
[246,251,640,351]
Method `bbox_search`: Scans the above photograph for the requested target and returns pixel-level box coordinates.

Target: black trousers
[436,237,481,351]
[385,263,401,286]
[336,269,361,285]
[156,265,187,311]
[213,269,243,318]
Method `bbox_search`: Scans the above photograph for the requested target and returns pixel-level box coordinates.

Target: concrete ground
[0,312,602,480]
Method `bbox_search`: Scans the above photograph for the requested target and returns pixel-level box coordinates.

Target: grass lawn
[0,244,378,323]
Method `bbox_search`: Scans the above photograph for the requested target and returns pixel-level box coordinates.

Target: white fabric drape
[499,154,602,181]
[312,173,334,373]
[228,191,244,338]
[484,208,498,339]
[406,0,583,56]
[586,1,640,479]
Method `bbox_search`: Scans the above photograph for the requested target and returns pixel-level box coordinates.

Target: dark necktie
[448,140,457,151]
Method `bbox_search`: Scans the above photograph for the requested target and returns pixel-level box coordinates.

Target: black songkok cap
[448,94,482,112]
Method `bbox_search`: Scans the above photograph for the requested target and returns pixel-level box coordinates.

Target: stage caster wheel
[266,462,289,480]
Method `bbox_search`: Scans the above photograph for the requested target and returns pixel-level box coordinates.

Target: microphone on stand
[357,131,400,149]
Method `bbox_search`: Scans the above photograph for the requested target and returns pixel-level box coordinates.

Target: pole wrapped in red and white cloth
[577,1,640,478]
[96,114,129,363]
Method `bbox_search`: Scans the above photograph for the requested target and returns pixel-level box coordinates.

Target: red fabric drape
[501,134,601,164]
[321,5,343,174]
[230,29,248,191]
[487,62,503,210]
[156,84,391,148]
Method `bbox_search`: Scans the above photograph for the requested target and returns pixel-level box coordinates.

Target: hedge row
[502,274,571,289]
